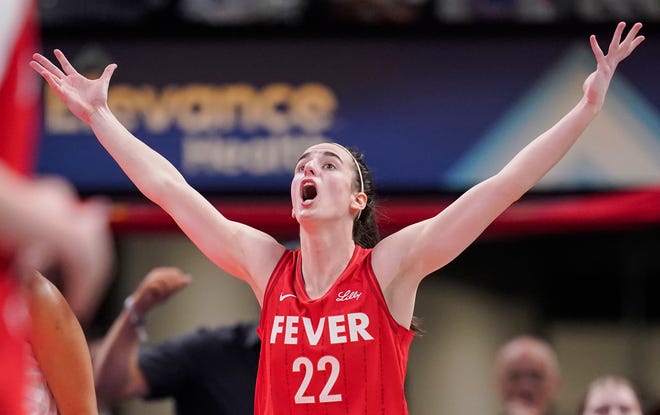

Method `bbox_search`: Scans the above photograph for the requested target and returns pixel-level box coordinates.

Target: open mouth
[516,391,535,405]
[301,182,317,202]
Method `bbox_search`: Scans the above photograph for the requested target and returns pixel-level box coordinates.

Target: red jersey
[256,245,414,415]
[0,251,27,415]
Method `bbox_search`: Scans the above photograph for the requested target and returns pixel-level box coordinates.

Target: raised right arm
[30,50,285,301]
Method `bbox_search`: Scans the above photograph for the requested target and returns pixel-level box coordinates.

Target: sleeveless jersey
[0,251,28,415]
[256,245,414,415]
[24,342,58,415]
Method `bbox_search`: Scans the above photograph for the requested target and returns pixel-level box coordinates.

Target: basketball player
[31,22,644,414]
[0,162,113,415]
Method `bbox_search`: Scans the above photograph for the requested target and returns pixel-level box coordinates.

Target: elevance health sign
[36,34,660,194]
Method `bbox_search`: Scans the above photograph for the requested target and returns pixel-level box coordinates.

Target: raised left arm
[373,22,645,327]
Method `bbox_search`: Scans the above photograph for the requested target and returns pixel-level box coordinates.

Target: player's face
[291,143,358,223]
[583,382,641,415]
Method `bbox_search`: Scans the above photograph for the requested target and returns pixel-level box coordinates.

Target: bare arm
[373,22,645,325]
[92,267,191,403]
[29,51,285,301]
[25,271,98,415]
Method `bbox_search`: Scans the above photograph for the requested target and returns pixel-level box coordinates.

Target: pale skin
[30,22,644,329]
[582,378,642,415]
[24,271,99,415]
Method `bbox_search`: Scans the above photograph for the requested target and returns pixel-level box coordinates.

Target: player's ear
[351,192,367,212]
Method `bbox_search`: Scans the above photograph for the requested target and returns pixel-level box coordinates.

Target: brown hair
[343,145,422,335]
[343,146,380,249]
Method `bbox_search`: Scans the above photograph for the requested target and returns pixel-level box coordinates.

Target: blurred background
[5,0,660,414]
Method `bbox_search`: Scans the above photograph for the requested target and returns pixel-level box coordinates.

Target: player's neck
[299,232,355,300]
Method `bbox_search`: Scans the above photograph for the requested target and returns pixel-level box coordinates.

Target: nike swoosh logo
[279,293,297,301]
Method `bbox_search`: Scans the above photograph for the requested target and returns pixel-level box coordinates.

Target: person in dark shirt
[92,267,260,415]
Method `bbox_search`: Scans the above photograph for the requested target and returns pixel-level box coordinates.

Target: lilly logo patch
[336,289,362,302]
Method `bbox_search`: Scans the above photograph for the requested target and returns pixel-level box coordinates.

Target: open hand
[131,267,192,316]
[583,22,645,109]
[30,49,117,124]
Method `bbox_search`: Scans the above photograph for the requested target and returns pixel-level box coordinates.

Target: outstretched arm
[373,22,645,325]
[30,51,285,301]
[25,271,99,415]
[92,267,191,404]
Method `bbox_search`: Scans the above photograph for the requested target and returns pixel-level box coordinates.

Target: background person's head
[579,376,642,415]
[494,335,560,415]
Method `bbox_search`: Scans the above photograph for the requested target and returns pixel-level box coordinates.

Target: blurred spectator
[177,0,309,26]
[433,0,556,22]
[573,0,660,22]
[578,375,642,415]
[494,335,561,415]
[37,0,660,29]
[324,0,428,25]
[39,0,171,27]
